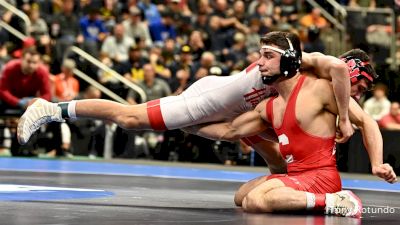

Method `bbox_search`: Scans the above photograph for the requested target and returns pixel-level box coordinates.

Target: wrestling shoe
[326,190,362,218]
[17,98,64,145]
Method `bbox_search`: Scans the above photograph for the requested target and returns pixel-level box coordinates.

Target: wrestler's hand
[372,163,398,184]
[335,118,354,143]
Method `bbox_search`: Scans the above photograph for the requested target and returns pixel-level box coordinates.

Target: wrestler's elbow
[330,60,348,77]
[356,114,379,132]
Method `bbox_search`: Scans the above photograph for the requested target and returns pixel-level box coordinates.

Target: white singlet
[147,62,275,130]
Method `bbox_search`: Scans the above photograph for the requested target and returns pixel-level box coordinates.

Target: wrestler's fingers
[335,133,348,143]
[387,176,397,184]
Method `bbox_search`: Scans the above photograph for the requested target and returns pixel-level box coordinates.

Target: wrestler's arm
[302,52,353,142]
[348,98,397,183]
[183,101,270,142]
[322,82,397,183]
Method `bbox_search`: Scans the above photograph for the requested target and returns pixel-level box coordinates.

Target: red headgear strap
[341,57,373,84]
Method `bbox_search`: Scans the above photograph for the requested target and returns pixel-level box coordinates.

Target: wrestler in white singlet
[147,62,275,130]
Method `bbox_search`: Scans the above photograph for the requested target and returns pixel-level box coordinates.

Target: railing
[0,19,26,40]
[344,7,396,70]
[65,46,147,103]
[304,0,347,56]
[0,0,31,36]
[0,23,133,104]
[73,69,129,104]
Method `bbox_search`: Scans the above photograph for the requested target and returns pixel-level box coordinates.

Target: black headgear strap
[260,38,301,85]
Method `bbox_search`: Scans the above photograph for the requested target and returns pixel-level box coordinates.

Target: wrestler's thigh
[246,178,287,197]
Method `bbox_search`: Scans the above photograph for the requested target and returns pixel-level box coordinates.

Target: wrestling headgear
[261,38,302,85]
[341,56,376,85]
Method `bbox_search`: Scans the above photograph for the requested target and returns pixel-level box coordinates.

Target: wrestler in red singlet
[266,75,341,193]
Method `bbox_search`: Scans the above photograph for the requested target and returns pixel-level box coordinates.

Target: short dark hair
[260,31,302,59]
[22,46,40,57]
[339,48,378,80]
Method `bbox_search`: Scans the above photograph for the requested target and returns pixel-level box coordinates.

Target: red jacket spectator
[0,47,51,108]
[378,102,400,130]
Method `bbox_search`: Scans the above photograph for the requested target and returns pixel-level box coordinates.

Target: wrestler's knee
[114,105,145,129]
[242,191,273,213]
[234,191,245,207]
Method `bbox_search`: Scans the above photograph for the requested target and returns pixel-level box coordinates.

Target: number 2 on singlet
[278,134,289,146]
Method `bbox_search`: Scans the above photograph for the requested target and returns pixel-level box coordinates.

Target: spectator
[51,0,84,63]
[28,4,51,55]
[79,7,108,57]
[274,0,299,28]
[230,0,248,24]
[99,0,121,32]
[0,47,51,114]
[169,44,196,81]
[246,18,263,54]
[149,45,172,80]
[127,63,171,104]
[122,45,148,83]
[138,0,162,24]
[207,15,229,53]
[221,32,247,70]
[303,26,326,53]
[194,51,217,80]
[149,10,177,45]
[170,69,192,95]
[161,38,177,67]
[248,0,274,17]
[299,8,328,30]
[378,102,400,130]
[349,0,376,8]
[188,30,205,62]
[101,23,134,63]
[196,0,213,15]
[97,55,127,98]
[122,6,153,48]
[363,83,391,121]
[52,59,80,102]
[0,42,11,69]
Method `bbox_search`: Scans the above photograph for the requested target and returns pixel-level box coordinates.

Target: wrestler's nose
[257,57,265,67]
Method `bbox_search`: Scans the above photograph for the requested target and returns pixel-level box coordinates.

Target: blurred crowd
[0,0,399,167]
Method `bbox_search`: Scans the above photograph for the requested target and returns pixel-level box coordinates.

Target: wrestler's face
[257,46,282,77]
[350,78,370,101]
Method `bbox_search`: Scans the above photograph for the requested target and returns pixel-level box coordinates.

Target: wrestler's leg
[18,87,206,144]
[242,179,306,213]
[234,140,287,207]
[234,175,267,207]
[241,178,362,217]
[74,100,152,129]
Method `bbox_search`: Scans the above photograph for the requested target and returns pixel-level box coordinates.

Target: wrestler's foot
[17,98,64,145]
[326,190,362,218]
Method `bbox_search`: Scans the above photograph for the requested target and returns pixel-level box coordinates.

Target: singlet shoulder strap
[285,75,307,120]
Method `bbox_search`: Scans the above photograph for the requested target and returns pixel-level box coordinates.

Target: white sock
[67,100,77,119]
[305,192,316,210]
[325,193,335,214]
